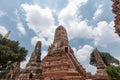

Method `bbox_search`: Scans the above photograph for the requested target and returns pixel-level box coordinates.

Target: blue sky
[0,0,120,74]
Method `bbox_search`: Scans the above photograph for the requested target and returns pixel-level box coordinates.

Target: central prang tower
[42,25,86,80]
[47,25,69,55]
[53,25,69,47]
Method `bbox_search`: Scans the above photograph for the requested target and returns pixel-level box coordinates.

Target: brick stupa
[18,41,43,80]
[93,48,109,80]
[42,25,86,80]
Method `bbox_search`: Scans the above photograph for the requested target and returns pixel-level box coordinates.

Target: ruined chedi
[112,0,120,36]
[42,25,86,80]
[18,41,43,80]
[93,48,109,80]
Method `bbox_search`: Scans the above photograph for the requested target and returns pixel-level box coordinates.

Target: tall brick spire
[19,41,43,79]
[29,41,41,62]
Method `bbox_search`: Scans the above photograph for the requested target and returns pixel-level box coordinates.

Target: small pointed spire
[30,41,42,62]
[93,48,106,69]
[3,31,11,39]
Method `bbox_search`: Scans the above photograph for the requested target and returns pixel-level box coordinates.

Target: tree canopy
[105,66,120,79]
[90,50,120,66]
[0,34,28,69]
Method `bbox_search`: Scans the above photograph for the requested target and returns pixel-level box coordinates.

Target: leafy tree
[86,72,92,75]
[100,52,119,66]
[105,66,120,79]
[90,50,120,66]
[0,34,28,69]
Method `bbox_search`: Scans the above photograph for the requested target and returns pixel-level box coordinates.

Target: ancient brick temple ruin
[92,48,109,80]
[17,25,111,80]
[112,0,120,36]
[42,26,86,80]
[0,26,111,80]
[18,25,87,80]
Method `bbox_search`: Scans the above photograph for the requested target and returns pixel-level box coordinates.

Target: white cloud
[0,10,6,17]
[21,3,55,46]
[93,4,103,19]
[31,36,52,47]
[73,45,94,62]
[21,3,54,33]
[31,26,55,47]
[68,21,93,39]
[0,25,8,35]
[59,0,87,21]
[58,0,93,39]
[93,21,120,47]
[58,0,88,25]
[15,9,26,35]
[85,64,96,74]
[17,22,26,35]
[41,50,47,60]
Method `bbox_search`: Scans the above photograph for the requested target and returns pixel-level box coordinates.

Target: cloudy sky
[0,0,120,74]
